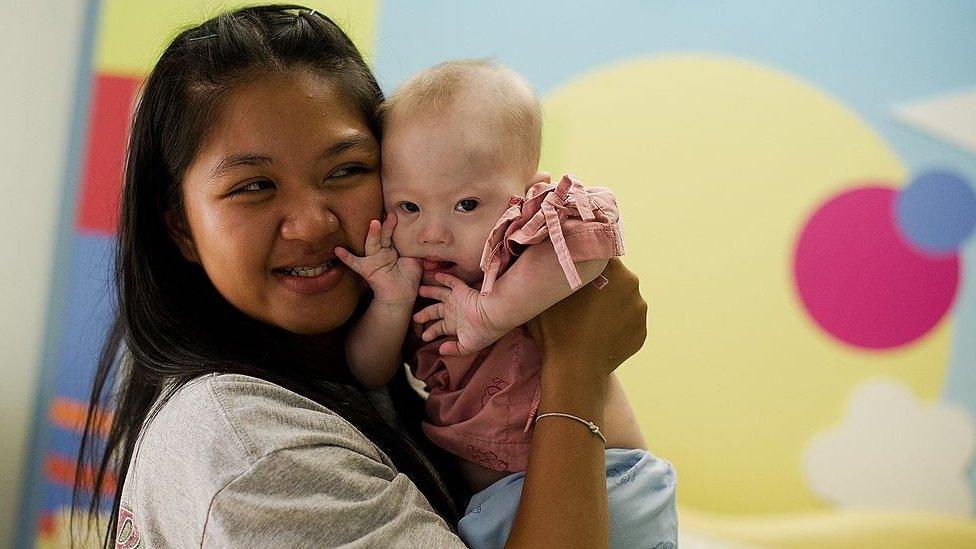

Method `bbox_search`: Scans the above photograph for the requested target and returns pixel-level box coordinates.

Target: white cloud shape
[892,87,976,155]
[803,378,975,516]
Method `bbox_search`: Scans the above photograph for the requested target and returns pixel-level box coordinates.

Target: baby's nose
[420,219,451,245]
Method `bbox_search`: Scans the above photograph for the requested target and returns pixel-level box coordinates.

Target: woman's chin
[282,304,358,335]
[266,281,362,335]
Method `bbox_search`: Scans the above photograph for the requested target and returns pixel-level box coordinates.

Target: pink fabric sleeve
[479,173,625,295]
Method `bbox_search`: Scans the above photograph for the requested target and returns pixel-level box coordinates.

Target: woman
[73,5,647,547]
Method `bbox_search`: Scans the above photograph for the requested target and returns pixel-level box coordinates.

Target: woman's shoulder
[120,374,462,547]
[119,374,389,546]
[142,373,388,465]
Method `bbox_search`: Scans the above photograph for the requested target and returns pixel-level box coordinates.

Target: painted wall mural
[18,1,976,547]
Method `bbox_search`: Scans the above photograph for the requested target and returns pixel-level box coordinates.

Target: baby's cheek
[390,223,415,256]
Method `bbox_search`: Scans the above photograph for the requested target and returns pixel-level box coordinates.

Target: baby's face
[382,110,528,287]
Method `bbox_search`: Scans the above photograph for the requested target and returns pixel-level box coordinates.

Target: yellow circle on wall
[540,54,951,514]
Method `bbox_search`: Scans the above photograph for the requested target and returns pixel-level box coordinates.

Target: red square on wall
[76,73,142,236]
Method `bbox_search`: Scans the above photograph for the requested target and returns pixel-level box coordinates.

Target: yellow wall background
[14,2,976,548]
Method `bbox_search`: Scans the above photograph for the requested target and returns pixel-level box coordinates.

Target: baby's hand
[413,273,512,357]
[335,213,421,308]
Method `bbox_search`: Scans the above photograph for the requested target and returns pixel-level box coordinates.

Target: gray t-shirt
[118,373,466,547]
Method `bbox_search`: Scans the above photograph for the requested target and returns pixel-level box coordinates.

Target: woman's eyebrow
[209,135,377,179]
[320,134,378,160]
[210,154,272,178]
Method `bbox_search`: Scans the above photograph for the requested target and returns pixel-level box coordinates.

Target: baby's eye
[455,199,479,212]
[399,202,420,213]
[234,180,275,194]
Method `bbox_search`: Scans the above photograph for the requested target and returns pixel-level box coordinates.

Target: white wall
[0,1,87,547]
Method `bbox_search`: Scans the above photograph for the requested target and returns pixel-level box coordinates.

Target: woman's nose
[279,198,340,242]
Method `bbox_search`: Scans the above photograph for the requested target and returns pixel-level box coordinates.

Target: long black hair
[72,5,460,546]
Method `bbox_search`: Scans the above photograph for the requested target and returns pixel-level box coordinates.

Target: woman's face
[177,69,382,335]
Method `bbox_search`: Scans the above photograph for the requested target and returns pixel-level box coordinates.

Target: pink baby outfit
[480,173,625,295]
[408,174,625,473]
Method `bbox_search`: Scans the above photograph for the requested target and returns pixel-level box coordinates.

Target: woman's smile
[273,257,347,295]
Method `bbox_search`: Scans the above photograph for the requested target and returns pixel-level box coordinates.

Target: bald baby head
[381,59,542,179]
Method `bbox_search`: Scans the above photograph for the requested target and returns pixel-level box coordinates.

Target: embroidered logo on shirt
[467,444,509,471]
[115,506,141,549]
[481,377,509,407]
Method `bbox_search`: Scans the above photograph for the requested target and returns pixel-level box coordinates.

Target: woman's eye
[399,202,420,213]
[327,165,367,180]
[235,180,274,194]
[455,199,479,212]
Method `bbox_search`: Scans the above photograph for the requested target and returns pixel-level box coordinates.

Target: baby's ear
[531,171,551,185]
[164,210,199,263]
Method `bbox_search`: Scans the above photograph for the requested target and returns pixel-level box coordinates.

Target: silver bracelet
[535,412,607,444]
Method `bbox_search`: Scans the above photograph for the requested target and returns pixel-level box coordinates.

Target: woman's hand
[335,213,422,308]
[508,258,645,548]
[527,257,647,380]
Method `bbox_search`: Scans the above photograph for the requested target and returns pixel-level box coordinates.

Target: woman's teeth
[281,258,338,277]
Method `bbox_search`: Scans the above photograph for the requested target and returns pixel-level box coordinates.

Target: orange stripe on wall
[49,397,113,437]
[43,454,117,495]
[37,512,56,537]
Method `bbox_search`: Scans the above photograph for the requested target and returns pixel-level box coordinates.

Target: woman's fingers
[363,219,382,256]
[418,284,451,302]
[380,212,396,249]
[603,259,647,370]
[413,302,444,324]
[529,257,648,376]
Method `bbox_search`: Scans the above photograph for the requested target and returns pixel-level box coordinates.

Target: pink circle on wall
[793,185,959,350]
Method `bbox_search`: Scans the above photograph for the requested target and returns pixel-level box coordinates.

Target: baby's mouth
[422,259,455,272]
[273,257,340,277]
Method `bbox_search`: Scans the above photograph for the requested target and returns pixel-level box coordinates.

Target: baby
[336,59,677,548]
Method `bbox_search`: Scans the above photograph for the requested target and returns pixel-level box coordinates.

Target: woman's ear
[164,210,199,263]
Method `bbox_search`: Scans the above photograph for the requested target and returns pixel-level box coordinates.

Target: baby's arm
[482,244,609,333]
[416,176,624,356]
[336,213,422,389]
[415,246,608,356]
[345,300,414,388]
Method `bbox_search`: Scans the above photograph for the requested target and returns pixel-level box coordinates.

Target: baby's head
[381,59,547,286]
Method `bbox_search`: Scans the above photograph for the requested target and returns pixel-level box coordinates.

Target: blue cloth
[458,448,678,548]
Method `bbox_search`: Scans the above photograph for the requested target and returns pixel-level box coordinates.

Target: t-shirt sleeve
[202,443,466,547]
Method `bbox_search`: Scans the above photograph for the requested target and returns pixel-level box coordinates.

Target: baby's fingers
[421,320,449,342]
[438,340,465,357]
[334,247,367,276]
[363,219,382,256]
[413,302,444,325]
[380,212,396,249]
[432,272,470,292]
[418,284,451,302]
